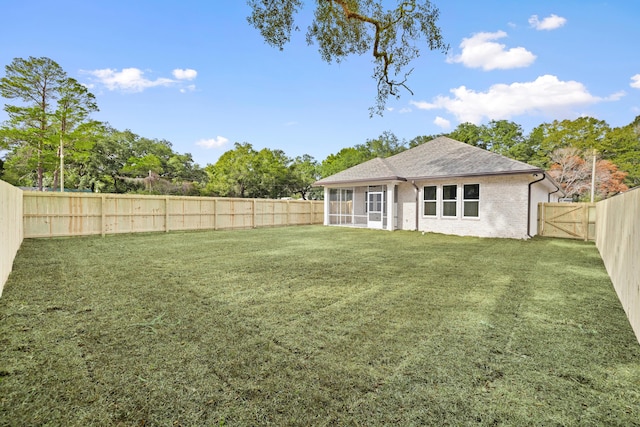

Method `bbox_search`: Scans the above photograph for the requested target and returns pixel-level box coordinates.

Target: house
[314,136,564,239]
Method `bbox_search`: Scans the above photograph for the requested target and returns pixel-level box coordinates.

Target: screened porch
[326,185,397,230]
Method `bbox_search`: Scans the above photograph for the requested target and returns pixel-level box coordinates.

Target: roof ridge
[315,136,543,186]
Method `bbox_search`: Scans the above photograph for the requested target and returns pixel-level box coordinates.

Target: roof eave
[404,169,544,181]
[314,176,407,187]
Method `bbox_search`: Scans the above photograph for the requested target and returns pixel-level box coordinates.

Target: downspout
[527,173,546,238]
[411,181,419,231]
[547,174,562,202]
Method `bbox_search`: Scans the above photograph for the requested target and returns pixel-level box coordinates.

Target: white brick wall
[397,174,542,239]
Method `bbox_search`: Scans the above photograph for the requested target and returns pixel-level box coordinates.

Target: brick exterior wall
[396,174,557,239]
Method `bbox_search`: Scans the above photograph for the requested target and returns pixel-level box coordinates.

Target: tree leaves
[247,0,448,115]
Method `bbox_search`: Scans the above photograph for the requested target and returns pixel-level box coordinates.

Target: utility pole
[590,148,596,202]
[59,133,64,192]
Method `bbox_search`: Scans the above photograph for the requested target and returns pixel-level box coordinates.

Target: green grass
[1,226,638,426]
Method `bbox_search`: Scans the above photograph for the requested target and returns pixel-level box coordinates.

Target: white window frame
[442,184,458,218]
[463,183,480,218]
[423,185,437,217]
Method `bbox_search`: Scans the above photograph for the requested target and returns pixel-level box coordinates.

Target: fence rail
[537,202,596,241]
[23,192,323,238]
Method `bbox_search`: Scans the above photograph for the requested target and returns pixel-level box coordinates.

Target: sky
[1,1,639,167]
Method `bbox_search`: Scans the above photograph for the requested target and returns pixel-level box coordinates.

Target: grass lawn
[0,226,639,426]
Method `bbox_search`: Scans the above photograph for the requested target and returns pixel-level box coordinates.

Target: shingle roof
[315,136,543,185]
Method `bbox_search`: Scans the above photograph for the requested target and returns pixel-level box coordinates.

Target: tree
[0,57,67,190]
[85,128,136,193]
[53,77,100,191]
[288,154,321,199]
[320,147,369,177]
[483,120,537,163]
[408,134,441,147]
[534,117,611,167]
[548,148,592,199]
[204,142,259,197]
[320,131,405,177]
[601,117,640,187]
[248,0,448,115]
[594,159,628,199]
[88,130,206,195]
[252,147,291,198]
[447,122,483,148]
[204,143,295,198]
[548,147,628,200]
[355,130,406,158]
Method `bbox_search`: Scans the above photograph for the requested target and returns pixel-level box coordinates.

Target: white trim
[442,184,458,218]
[422,185,437,218]
[462,183,480,219]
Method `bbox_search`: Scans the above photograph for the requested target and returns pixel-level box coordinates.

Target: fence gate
[538,203,596,241]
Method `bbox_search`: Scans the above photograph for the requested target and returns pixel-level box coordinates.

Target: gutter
[546,173,563,201]
[527,173,546,238]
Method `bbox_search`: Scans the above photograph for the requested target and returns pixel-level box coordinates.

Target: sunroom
[325,184,398,230]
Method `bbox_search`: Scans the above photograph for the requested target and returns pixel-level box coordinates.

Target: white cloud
[409,100,435,110]
[631,74,640,89]
[529,14,567,31]
[84,67,198,92]
[434,116,451,129]
[85,68,174,92]
[447,31,536,70]
[173,68,197,80]
[399,107,412,114]
[196,136,229,149]
[411,75,618,124]
[605,91,626,101]
[180,84,196,93]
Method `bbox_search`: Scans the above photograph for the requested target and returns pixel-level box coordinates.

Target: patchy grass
[0,226,638,426]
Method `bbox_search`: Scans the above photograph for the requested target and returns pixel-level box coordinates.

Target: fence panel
[596,189,640,344]
[0,180,23,295]
[23,192,103,237]
[537,202,596,241]
[22,192,323,238]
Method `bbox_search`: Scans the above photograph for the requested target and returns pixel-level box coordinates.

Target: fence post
[583,203,588,241]
[286,200,290,225]
[164,196,169,233]
[253,199,257,228]
[101,195,106,237]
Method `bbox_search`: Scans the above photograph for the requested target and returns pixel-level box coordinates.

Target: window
[365,186,385,213]
[423,186,436,216]
[463,184,479,217]
[442,185,457,217]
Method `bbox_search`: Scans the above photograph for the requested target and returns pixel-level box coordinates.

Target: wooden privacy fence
[537,202,596,241]
[23,192,323,238]
[596,188,640,344]
[1,180,23,295]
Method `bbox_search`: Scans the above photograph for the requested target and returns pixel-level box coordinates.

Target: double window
[423,184,480,218]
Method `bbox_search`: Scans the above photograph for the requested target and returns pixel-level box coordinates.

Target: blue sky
[1,1,639,167]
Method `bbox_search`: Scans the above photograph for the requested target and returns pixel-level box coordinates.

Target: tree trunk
[52,168,59,191]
